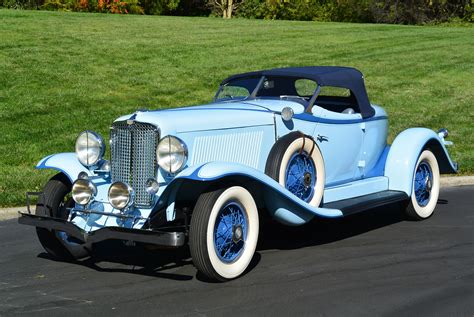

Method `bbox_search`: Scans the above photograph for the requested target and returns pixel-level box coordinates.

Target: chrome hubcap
[303,172,312,187]
[425,177,432,192]
[233,225,243,243]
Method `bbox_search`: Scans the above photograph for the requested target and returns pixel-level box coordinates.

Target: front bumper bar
[18,212,186,247]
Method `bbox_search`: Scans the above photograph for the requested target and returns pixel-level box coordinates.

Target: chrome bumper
[18,212,186,247]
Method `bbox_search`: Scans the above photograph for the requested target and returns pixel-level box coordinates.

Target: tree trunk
[227,0,233,18]
[221,0,227,18]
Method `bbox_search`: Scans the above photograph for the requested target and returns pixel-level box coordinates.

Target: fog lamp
[108,181,134,210]
[72,179,97,205]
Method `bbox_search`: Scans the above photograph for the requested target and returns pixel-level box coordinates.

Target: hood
[114,99,305,134]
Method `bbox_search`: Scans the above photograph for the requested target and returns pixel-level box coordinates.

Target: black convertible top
[221,66,374,118]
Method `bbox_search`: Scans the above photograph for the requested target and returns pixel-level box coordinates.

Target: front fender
[385,128,457,196]
[36,152,92,182]
[161,162,343,226]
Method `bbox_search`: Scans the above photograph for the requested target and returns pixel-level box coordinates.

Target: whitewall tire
[265,132,325,207]
[405,150,440,220]
[189,186,259,281]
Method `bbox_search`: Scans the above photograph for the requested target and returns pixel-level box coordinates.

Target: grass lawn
[0,9,473,207]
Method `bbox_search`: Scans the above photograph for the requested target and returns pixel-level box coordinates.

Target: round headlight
[157,136,188,174]
[72,179,97,205]
[75,131,105,167]
[108,182,134,210]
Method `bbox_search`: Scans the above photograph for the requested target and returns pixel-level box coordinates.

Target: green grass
[0,9,473,207]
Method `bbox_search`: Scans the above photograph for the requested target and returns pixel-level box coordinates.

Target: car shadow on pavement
[37,200,446,282]
[257,202,406,251]
[38,244,262,283]
[38,243,196,281]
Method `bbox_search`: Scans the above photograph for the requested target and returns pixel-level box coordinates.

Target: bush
[41,0,75,10]
[75,0,143,13]
[1,0,40,9]
[173,0,209,16]
[236,0,371,22]
[139,0,179,15]
[0,0,472,23]
[369,0,473,25]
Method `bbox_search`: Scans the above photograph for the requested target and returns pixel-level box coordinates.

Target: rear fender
[384,128,457,196]
[36,152,92,183]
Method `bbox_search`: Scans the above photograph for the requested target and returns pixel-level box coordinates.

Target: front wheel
[35,173,89,260]
[189,186,259,281]
[405,150,440,220]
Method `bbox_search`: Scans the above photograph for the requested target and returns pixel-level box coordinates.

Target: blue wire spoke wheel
[213,202,247,263]
[265,132,326,208]
[406,150,440,220]
[285,152,317,203]
[414,161,433,207]
[190,186,259,281]
[265,133,325,208]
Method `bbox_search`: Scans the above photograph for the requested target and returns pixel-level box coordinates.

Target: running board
[323,190,409,216]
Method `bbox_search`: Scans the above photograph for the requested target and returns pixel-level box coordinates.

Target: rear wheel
[35,173,89,260]
[189,186,259,281]
[405,150,440,220]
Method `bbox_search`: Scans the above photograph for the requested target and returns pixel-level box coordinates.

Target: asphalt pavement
[0,186,473,316]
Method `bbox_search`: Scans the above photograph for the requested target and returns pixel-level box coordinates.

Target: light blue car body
[36,97,457,229]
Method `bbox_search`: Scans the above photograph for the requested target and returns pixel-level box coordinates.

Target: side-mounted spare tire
[35,173,89,260]
[265,132,325,207]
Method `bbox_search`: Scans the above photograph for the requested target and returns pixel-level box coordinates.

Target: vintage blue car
[19,66,457,281]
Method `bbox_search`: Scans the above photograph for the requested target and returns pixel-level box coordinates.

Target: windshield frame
[213,76,264,102]
[214,75,321,113]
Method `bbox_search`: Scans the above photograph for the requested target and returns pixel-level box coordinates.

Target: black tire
[265,132,325,206]
[35,173,89,260]
[189,186,259,282]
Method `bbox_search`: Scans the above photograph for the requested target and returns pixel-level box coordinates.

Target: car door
[311,106,364,186]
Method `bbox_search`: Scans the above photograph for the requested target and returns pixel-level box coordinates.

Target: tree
[208,0,242,18]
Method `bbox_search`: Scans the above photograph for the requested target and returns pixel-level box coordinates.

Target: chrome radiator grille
[110,121,159,207]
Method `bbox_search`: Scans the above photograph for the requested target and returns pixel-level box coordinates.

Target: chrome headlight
[108,181,134,210]
[156,136,188,174]
[75,131,105,167]
[72,179,97,205]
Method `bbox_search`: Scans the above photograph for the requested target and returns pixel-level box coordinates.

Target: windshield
[215,76,318,103]
[215,76,261,101]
